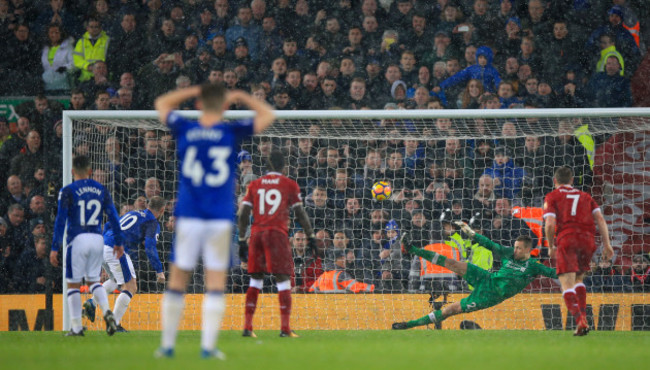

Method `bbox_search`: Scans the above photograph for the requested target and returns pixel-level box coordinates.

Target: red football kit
[543,185,601,274]
[241,172,302,275]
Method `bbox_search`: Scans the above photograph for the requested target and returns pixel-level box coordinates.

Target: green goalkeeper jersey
[473,234,557,299]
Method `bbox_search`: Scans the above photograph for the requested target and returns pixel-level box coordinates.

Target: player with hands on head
[50,155,125,336]
[393,220,556,330]
[82,196,167,333]
[543,166,613,336]
[154,83,275,359]
[238,149,318,338]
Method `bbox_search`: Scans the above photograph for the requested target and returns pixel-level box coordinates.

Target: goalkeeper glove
[454,221,476,238]
[238,238,248,263]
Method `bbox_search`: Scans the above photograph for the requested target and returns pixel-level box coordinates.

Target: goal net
[61,108,650,331]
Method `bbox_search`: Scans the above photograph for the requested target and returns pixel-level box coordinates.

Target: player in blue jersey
[82,196,167,332]
[154,83,275,359]
[49,155,125,336]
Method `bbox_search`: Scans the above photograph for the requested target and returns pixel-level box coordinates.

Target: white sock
[90,283,110,313]
[67,289,82,332]
[103,279,118,293]
[161,290,185,350]
[201,291,226,352]
[113,291,133,325]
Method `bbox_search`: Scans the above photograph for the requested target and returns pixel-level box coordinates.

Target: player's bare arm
[224,90,275,134]
[237,203,252,262]
[593,210,614,261]
[154,86,201,124]
[293,204,320,256]
[544,215,557,259]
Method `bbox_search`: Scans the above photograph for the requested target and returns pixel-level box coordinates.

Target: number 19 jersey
[241,172,302,236]
[167,112,253,220]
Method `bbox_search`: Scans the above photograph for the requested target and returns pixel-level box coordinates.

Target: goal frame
[60,107,650,331]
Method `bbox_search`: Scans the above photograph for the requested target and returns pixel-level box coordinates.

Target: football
[371,181,392,201]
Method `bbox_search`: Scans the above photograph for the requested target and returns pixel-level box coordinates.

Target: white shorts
[173,218,232,271]
[103,245,136,285]
[66,233,104,283]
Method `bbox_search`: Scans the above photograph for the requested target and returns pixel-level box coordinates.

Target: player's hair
[267,149,285,172]
[147,196,167,212]
[73,155,91,172]
[199,82,227,112]
[515,234,533,249]
[554,166,573,185]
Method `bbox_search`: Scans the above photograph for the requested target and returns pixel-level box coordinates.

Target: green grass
[1,330,648,370]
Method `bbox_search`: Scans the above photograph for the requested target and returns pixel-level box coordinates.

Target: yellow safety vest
[73,31,110,82]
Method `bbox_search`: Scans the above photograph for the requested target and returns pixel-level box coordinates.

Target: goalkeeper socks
[201,291,226,352]
[277,280,292,333]
[574,283,587,316]
[244,287,260,331]
[562,289,581,320]
[409,247,447,266]
[113,290,133,325]
[90,283,110,313]
[103,279,118,294]
[161,290,185,350]
[67,289,83,333]
[405,310,443,328]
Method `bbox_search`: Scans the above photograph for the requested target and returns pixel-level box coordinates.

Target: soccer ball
[371,181,392,201]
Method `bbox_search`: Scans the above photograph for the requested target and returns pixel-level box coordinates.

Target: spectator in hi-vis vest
[310,250,374,293]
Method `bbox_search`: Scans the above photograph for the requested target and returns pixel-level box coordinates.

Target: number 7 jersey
[167,112,254,220]
[543,185,600,239]
[241,172,302,236]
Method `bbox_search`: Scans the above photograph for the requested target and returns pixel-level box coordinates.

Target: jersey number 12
[78,199,101,226]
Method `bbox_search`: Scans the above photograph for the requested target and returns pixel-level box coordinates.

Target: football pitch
[1,330,647,370]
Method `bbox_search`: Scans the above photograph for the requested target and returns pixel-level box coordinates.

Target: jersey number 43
[182,146,231,187]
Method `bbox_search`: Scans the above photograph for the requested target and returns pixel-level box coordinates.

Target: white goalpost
[61,108,650,331]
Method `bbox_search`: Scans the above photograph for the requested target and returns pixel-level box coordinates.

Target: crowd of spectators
[0,0,649,294]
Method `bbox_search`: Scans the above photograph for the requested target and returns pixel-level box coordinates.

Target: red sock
[278,290,292,333]
[574,284,587,316]
[563,290,581,320]
[244,287,260,331]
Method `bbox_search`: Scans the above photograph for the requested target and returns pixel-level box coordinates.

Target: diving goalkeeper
[392,221,557,329]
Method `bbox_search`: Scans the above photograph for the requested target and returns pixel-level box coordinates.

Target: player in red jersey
[237,149,318,338]
[543,166,613,336]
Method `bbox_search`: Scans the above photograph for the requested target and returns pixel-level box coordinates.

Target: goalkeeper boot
[573,316,590,337]
[104,310,118,336]
[65,329,85,336]
[201,349,226,360]
[115,324,128,333]
[392,322,409,330]
[82,299,96,323]
[242,329,257,338]
[279,330,299,338]
[400,232,412,255]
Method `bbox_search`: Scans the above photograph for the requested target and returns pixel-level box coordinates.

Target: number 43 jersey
[242,172,302,236]
[167,112,254,220]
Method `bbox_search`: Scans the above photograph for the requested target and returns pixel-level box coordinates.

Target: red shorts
[247,229,293,275]
[556,232,596,275]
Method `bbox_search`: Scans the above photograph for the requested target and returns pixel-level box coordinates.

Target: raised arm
[224,90,275,134]
[593,210,614,261]
[154,86,201,124]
